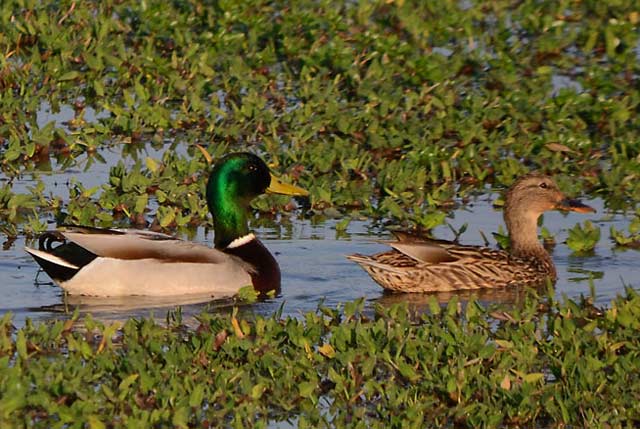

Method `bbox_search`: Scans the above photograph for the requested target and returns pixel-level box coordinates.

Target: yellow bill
[267,173,309,197]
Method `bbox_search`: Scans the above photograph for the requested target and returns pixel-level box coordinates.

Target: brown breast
[224,238,281,296]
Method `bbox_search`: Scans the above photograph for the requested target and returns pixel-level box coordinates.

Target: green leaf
[172,406,189,429]
[118,374,139,400]
[236,285,259,303]
[88,416,106,429]
[146,157,160,173]
[16,330,27,360]
[134,194,148,214]
[189,384,205,407]
[59,71,81,81]
[523,373,545,384]
[298,382,316,398]
[251,383,265,400]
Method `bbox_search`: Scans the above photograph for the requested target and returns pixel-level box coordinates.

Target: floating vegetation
[610,210,640,249]
[1,0,639,233]
[567,220,601,253]
[1,1,639,424]
[1,289,640,427]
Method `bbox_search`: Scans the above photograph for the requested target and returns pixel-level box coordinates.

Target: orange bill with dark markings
[555,198,595,213]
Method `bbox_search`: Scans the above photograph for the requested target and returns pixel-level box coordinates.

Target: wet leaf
[318,343,335,358]
[58,71,81,81]
[231,316,245,339]
[545,143,575,154]
[500,375,511,390]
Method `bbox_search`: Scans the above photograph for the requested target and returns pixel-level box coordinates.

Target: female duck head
[206,153,308,248]
[504,173,594,255]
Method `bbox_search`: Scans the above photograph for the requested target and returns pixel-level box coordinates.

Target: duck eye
[539,182,548,189]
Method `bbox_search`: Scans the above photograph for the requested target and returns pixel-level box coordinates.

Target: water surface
[2,110,637,324]
[2,198,637,326]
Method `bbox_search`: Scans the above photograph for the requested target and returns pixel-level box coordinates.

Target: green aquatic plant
[492,225,510,250]
[566,220,601,253]
[0,182,47,224]
[1,289,640,427]
[0,0,639,233]
[610,211,640,249]
[540,225,556,247]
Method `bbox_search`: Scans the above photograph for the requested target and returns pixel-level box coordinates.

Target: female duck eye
[539,182,548,189]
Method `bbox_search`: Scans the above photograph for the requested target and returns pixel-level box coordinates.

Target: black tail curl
[38,231,67,251]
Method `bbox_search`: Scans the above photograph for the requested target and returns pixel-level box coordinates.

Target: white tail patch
[227,233,256,249]
[24,247,80,270]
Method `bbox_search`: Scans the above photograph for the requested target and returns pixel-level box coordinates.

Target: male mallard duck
[348,174,595,293]
[25,152,308,298]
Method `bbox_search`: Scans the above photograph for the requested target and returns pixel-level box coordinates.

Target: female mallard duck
[25,153,308,298]
[348,174,595,293]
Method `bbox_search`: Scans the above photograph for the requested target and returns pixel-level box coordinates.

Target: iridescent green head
[206,153,308,248]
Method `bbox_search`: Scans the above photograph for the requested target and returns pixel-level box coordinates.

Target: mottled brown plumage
[348,174,595,293]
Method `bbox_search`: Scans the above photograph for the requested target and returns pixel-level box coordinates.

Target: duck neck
[504,209,549,262]
[213,207,250,249]
[506,210,556,277]
[208,189,251,249]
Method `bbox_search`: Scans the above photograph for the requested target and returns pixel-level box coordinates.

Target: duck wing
[388,241,459,264]
[25,227,256,296]
[60,229,236,264]
[379,231,458,263]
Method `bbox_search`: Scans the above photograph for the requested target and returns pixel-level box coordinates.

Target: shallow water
[2,106,638,324]
[2,196,638,326]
